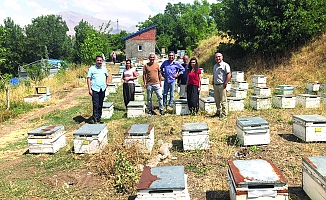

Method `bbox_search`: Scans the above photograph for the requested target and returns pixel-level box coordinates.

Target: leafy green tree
[0,27,7,68]
[214,0,326,55]
[74,20,111,65]
[137,0,216,53]
[1,18,26,76]
[25,14,69,63]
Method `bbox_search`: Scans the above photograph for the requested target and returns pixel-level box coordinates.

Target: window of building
[138,45,143,51]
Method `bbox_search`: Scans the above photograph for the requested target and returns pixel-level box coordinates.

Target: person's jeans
[92,89,105,122]
[146,84,163,111]
[163,81,175,107]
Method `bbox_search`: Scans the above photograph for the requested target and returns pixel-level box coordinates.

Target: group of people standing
[87,52,231,123]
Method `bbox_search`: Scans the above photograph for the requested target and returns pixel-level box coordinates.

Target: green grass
[0,138,27,151]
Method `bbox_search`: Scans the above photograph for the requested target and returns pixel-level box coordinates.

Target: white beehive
[275,85,294,95]
[107,83,117,93]
[235,81,248,89]
[73,124,108,154]
[201,77,209,85]
[28,126,66,154]
[173,99,189,115]
[226,82,232,91]
[231,88,247,98]
[236,117,270,146]
[136,67,144,76]
[136,166,190,200]
[292,114,326,142]
[231,71,245,82]
[181,122,210,150]
[102,102,114,119]
[127,101,145,118]
[254,87,271,97]
[296,94,320,108]
[135,83,143,93]
[302,156,326,200]
[273,95,296,109]
[227,97,244,111]
[111,74,122,86]
[24,94,44,103]
[35,86,51,102]
[306,82,320,92]
[200,84,209,92]
[252,75,267,84]
[135,92,145,101]
[124,124,154,153]
[249,95,271,110]
[228,159,288,200]
[199,97,216,114]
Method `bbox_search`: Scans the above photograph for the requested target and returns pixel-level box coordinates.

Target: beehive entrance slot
[149,190,173,194]
[248,185,274,189]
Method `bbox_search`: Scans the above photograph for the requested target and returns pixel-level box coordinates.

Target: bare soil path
[0,87,88,149]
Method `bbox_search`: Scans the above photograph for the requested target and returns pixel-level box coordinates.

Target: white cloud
[4,0,22,11]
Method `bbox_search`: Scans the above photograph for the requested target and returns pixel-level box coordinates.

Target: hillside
[194,31,326,92]
[58,11,137,35]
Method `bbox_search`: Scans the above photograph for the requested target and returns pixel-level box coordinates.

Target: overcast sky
[0,0,218,27]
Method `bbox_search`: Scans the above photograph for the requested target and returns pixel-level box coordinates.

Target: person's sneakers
[148,110,153,116]
[219,114,227,121]
[214,111,220,118]
[160,109,165,115]
[97,120,104,124]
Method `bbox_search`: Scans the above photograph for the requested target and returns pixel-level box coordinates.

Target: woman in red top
[185,57,201,114]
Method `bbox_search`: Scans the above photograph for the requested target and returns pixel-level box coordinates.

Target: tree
[74,20,111,65]
[214,0,326,56]
[1,18,26,76]
[25,14,69,63]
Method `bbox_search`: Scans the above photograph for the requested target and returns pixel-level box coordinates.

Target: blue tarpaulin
[9,77,19,86]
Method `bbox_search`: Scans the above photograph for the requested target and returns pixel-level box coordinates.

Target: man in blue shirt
[160,51,185,107]
[87,55,110,123]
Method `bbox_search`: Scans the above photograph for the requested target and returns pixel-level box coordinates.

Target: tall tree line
[1,0,326,76]
[0,15,127,76]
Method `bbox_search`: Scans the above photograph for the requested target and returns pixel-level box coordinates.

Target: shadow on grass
[206,190,229,200]
[278,133,304,143]
[128,195,137,200]
[226,135,238,146]
[73,115,94,124]
[289,186,310,200]
[172,140,183,152]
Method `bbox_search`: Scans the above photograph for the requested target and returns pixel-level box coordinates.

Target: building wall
[125,40,155,59]
[125,27,156,59]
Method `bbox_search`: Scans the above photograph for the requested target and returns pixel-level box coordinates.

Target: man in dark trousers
[87,55,110,123]
[178,55,189,99]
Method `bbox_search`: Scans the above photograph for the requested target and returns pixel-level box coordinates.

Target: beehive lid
[200,97,215,103]
[237,117,269,128]
[137,166,185,190]
[126,124,153,136]
[103,102,113,108]
[276,85,294,90]
[228,159,287,187]
[303,156,326,181]
[250,95,271,100]
[293,114,326,123]
[231,88,246,91]
[297,94,319,98]
[28,125,64,136]
[227,97,244,101]
[182,122,208,132]
[73,124,106,136]
[127,101,145,107]
[173,99,187,104]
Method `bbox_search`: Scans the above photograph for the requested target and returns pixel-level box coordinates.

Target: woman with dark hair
[122,60,137,107]
[185,57,201,114]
